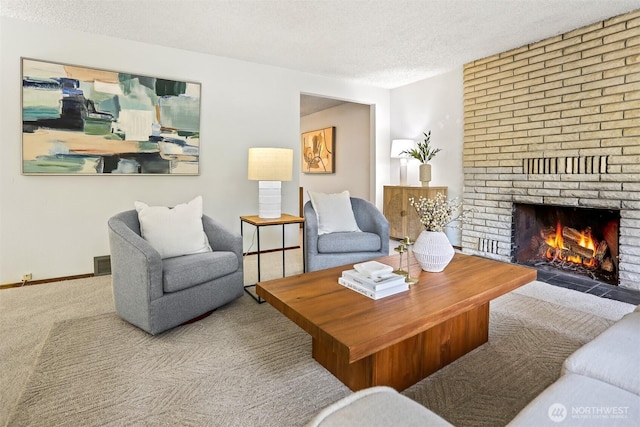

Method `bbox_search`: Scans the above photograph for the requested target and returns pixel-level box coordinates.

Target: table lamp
[248,147,293,218]
[390,139,415,186]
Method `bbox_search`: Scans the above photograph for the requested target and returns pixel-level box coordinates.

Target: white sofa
[306,386,453,427]
[508,307,640,426]
[307,307,640,427]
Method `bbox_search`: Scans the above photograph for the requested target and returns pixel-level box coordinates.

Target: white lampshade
[247,147,293,218]
[390,139,415,158]
[248,147,293,181]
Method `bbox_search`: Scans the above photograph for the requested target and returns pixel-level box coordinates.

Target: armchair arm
[202,215,242,265]
[108,214,164,302]
[351,198,390,253]
[304,201,320,257]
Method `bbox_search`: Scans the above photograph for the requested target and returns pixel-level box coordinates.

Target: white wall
[390,68,464,245]
[300,102,371,206]
[0,17,391,284]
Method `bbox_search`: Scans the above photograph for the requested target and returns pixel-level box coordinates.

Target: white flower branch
[409,192,474,232]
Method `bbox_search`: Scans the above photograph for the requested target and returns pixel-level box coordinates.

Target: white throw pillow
[134,196,212,259]
[308,190,361,235]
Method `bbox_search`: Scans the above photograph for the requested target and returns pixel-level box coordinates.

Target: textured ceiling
[2,0,639,89]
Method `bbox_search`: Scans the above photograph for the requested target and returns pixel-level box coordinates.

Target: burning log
[562,226,584,242]
[530,235,549,257]
[601,257,615,272]
[524,220,615,280]
[537,242,552,258]
[559,226,596,260]
[530,234,543,250]
[594,241,608,262]
[540,226,556,240]
[564,240,595,260]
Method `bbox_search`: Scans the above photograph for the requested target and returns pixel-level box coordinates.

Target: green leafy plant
[401,131,441,163]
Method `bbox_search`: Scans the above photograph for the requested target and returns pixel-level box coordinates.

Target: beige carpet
[2,250,636,426]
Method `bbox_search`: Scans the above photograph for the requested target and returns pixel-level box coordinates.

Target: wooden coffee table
[256,252,536,391]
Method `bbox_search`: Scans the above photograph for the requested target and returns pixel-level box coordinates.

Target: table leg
[282,224,286,277]
[256,226,261,282]
[242,220,264,304]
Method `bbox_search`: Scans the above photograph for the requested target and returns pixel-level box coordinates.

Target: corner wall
[462,9,640,290]
[390,68,465,245]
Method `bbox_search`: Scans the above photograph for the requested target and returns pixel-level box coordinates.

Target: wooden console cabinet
[383,186,448,240]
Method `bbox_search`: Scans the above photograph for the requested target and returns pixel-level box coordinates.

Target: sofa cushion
[562,311,640,395]
[317,231,381,253]
[308,190,361,235]
[306,386,453,427]
[163,251,238,293]
[135,196,212,259]
[507,374,640,426]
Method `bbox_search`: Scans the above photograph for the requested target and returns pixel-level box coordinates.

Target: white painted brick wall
[462,9,640,291]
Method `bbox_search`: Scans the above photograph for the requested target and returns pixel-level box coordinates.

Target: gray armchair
[304,197,390,272]
[107,210,243,335]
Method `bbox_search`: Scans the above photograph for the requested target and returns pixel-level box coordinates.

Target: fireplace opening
[512,203,620,286]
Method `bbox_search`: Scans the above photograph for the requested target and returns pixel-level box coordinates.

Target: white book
[341,269,406,291]
[370,282,409,299]
[338,277,409,300]
[353,261,394,279]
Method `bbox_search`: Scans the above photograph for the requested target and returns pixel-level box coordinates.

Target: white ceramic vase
[413,230,455,272]
[419,163,431,186]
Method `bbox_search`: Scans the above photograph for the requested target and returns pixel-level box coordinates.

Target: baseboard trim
[0,273,95,290]
[244,245,301,256]
[1,244,303,290]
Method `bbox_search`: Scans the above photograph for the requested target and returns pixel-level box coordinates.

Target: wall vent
[479,238,500,255]
[94,255,111,276]
[524,156,608,175]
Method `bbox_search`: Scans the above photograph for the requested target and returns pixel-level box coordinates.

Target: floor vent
[94,255,111,276]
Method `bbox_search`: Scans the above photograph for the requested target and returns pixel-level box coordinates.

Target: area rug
[8,281,635,427]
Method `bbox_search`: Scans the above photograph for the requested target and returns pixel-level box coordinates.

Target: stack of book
[338,261,409,300]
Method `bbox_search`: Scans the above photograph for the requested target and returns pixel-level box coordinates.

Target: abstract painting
[22,58,201,174]
[301,126,335,174]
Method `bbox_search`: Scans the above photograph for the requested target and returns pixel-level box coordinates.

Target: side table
[240,213,305,303]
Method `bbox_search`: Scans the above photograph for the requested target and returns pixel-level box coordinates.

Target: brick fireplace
[461,9,640,291]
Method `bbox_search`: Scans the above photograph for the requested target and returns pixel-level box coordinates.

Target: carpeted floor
[1,250,636,427]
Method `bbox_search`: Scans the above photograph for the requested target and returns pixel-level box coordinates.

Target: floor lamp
[248,147,293,219]
[390,139,415,186]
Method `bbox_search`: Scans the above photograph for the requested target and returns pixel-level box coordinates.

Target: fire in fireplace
[512,204,620,285]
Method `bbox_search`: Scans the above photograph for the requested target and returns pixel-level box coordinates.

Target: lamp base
[399,158,408,186]
[258,181,282,218]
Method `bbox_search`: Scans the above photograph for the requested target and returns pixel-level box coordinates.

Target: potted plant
[401,131,441,186]
[408,192,466,272]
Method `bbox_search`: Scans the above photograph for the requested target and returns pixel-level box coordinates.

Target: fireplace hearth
[512,204,620,286]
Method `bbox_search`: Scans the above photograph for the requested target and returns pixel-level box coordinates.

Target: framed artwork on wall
[301,126,335,174]
[21,58,201,175]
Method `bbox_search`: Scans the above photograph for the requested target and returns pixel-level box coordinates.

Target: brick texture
[462,9,640,291]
